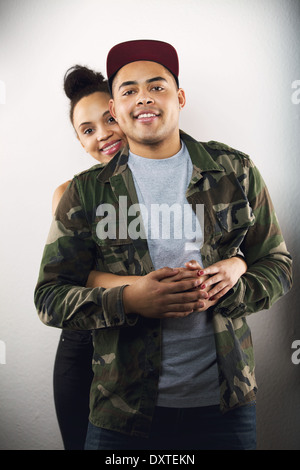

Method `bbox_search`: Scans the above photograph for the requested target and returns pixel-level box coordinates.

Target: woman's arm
[52,182,140,289]
[52,181,71,215]
[86,271,139,288]
[52,187,246,295]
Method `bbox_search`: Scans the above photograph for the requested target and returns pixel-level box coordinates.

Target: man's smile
[133,109,160,124]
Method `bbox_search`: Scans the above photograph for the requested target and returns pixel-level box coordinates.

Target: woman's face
[73,91,127,163]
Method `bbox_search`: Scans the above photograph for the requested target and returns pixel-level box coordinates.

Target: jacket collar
[96,130,224,183]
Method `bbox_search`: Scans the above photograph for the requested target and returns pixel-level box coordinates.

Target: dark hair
[63,65,110,124]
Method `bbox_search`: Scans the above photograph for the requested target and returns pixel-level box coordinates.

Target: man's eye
[108,116,116,124]
[123,90,135,96]
[152,86,163,91]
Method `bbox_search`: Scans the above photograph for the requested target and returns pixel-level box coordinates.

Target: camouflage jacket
[34,131,292,438]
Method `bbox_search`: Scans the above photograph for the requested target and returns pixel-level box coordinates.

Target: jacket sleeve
[214,159,293,319]
[34,178,129,330]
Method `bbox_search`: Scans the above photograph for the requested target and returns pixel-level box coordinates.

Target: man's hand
[122,267,206,319]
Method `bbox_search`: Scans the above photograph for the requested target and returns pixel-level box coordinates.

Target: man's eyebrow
[118,80,138,91]
[146,76,168,84]
[118,76,168,91]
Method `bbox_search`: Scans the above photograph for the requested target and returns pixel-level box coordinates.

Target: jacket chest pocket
[209,200,255,258]
[90,193,152,276]
[91,219,145,276]
[214,200,255,232]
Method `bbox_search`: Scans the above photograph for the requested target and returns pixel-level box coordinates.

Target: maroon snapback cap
[106,39,179,92]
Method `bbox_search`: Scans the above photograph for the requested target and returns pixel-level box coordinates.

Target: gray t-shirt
[128,142,220,407]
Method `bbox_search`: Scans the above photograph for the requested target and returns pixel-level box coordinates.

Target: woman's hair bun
[64,65,107,100]
[63,65,109,122]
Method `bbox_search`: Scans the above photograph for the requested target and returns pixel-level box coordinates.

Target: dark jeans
[53,330,94,450]
[85,402,256,450]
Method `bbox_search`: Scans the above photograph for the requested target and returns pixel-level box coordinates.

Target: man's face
[109,61,185,157]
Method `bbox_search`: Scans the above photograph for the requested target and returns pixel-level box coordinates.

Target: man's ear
[109,99,117,121]
[178,88,186,110]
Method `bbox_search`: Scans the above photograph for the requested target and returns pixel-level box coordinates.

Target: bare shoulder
[52,180,71,215]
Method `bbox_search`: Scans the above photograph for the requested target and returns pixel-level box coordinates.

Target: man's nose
[136,94,154,106]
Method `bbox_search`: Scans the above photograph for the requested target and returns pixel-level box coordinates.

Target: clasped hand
[123,257,247,319]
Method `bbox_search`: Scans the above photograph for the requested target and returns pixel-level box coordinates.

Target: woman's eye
[84,128,94,135]
[107,116,116,124]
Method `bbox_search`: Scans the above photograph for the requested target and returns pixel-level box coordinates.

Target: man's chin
[131,132,164,147]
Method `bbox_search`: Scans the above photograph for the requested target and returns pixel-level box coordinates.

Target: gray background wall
[0,0,299,450]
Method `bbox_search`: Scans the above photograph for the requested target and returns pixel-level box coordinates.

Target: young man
[34,40,292,450]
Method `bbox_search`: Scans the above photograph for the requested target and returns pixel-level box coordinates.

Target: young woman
[52,66,130,451]
[52,65,247,450]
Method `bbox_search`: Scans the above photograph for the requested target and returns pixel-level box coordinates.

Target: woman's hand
[197,256,247,302]
[160,262,207,286]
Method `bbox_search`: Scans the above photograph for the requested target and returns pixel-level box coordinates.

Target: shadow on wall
[248,241,299,450]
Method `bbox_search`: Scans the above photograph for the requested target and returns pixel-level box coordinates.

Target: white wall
[0,0,299,450]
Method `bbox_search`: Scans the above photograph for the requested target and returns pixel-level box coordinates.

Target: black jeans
[53,330,94,450]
